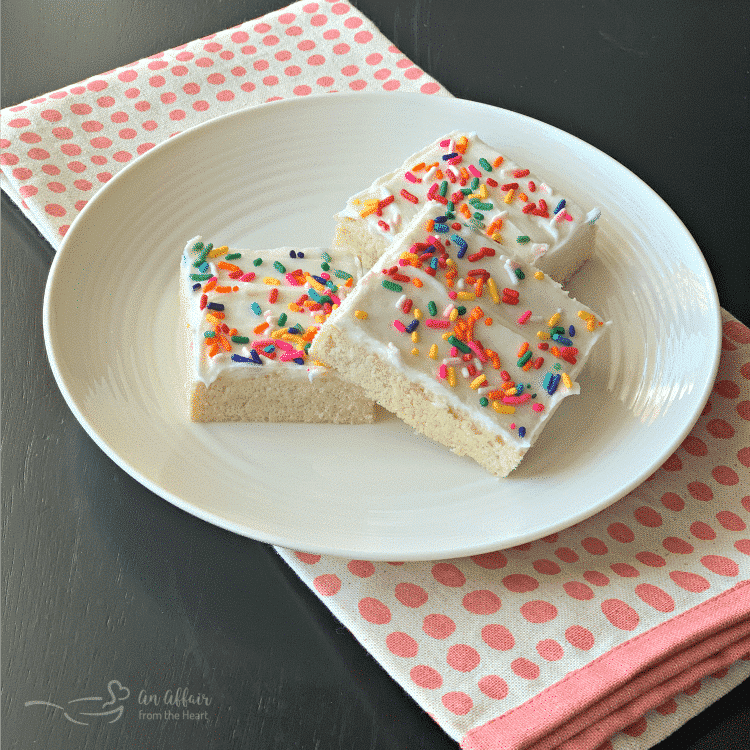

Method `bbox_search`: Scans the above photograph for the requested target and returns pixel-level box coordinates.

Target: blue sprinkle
[287,325,302,335]
[442,152,458,160]
[207,302,224,311]
[516,383,525,394]
[251,302,262,315]
[429,257,439,269]
[451,233,468,258]
[231,354,262,365]
[552,334,573,346]
[546,373,561,395]
[554,199,566,214]
[250,350,263,365]
[406,319,420,333]
[433,222,450,233]
[435,216,448,223]
[198,262,209,273]
[192,283,201,291]
[518,426,526,438]
[289,250,297,258]
[263,345,275,353]
[568,325,576,337]
[292,357,305,365]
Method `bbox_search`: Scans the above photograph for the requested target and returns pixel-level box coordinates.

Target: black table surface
[2,2,748,749]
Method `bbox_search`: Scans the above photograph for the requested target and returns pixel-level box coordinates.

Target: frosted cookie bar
[334,131,601,283]
[312,204,609,476]
[180,237,374,424]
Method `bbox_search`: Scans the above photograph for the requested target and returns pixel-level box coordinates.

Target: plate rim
[42,91,723,560]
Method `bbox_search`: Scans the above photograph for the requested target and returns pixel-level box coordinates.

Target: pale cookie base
[312,325,525,477]
[333,217,390,272]
[188,370,375,424]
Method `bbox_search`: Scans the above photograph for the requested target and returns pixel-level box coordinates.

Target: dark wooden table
[3,2,748,749]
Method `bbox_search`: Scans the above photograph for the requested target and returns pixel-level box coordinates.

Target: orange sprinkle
[208,343,220,357]
[426,218,435,232]
[203,277,217,292]
[217,261,241,272]
[215,285,233,293]
[412,161,426,171]
[253,322,268,334]
[455,136,469,153]
[412,277,423,288]
[435,168,444,179]
[493,155,504,168]
[218,335,232,352]
[460,203,471,218]
[517,341,529,358]
[519,192,528,202]
[486,217,503,235]
[205,312,225,323]
[484,317,493,326]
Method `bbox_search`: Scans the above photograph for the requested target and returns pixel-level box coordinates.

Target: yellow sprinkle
[456,135,469,153]
[487,277,500,304]
[537,330,551,340]
[429,344,439,359]
[479,184,488,199]
[207,245,229,258]
[534,271,545,280]
[457,291,476,300]
[504,189,515,204]
[562,373,573,389]
[411,347,420,356]
[491,232,503,244]
[354,310,368,320]
[587,319,597,332]
[547,312,561,328]
[263,276,281,286]
[205,313,222,325]
[359,206,378,218]
[447,367,457,387]
[314,314,325,324]
[449,308,460,322]
[411,331,419,343]
[492,402,515,414]
[305,274,327,293]
[288,303,301,312]
[311,360,328,368]
[413,307,422,320]
[400,251,419,264]
[505,387,518,396]
[470,375,488,390]
[363,198,379,207]
[577,310,595,321]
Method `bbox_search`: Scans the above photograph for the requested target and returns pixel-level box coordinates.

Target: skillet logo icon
[25,679,130,725]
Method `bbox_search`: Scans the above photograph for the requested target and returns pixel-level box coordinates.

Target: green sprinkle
[226,252,241,260]
[474,212,485,221]
[551,326,566,335]
[253,257,263,267]
[517,236,531,244]
[191,241,205,253]
[461,187,472,196]
[470,177,480,190]
[382,279,403,292]
[231,335,250,344]
[321,262,330,271]
[470,200,493,211]
[447,201,455,212]
[514,268,526,280]
[439,180,448,197]
[203,331,215,338]
[189,273,212,281]
[278,312,288,327]
[517,350,533,367]
[447,335,471,353]
[428,301,437,316]
[251,302,262,315]
[273,261,286,273]
[479,396,489,407]
[321,251,332,263]
[334,269,353,280]
[478,157,492,172]
[456,306,467,315]
[445,211,455,219]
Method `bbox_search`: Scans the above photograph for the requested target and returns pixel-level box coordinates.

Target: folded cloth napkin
[278,311,750,749]
[2,3,747,749]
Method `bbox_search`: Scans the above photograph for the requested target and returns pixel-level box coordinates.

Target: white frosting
[181,238,363,386]
[338,131,599,279]
[322,204,609,449]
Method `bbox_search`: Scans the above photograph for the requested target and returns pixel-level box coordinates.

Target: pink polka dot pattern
[0,1,447,245]
[7,3,750,742]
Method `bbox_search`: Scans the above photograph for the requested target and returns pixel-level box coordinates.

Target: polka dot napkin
[279,314,750,750]
[2,3,747,749]
[0,1,447,249]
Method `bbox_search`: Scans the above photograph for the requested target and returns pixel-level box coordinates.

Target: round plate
[43,92,721,560]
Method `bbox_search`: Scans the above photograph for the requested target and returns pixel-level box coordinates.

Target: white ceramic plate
[43,93,721,560]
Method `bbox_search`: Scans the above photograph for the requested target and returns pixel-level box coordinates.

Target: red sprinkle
[400,189,419,204]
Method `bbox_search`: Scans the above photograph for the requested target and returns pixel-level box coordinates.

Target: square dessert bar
[312,204,609,476]
[180,237,374,423]
[334,131,601,283]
